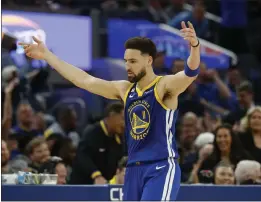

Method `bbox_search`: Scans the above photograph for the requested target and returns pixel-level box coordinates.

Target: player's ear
[148,56,153,66]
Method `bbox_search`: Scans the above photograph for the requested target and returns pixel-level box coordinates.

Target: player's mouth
[127,73,134,78]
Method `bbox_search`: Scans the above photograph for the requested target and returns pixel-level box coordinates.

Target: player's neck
[137,71,157,90]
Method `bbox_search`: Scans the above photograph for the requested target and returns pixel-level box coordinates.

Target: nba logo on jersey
[128,100,150,140]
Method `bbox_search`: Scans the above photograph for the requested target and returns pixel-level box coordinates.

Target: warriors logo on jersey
[128,100,150,140]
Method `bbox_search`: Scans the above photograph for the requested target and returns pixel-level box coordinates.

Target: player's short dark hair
[124,37,157,61]
[237,81,253,94]
[104,102,124,117]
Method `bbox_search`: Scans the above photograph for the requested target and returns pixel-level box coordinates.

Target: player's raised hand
[180,21,199,47]
[18,36,49,60]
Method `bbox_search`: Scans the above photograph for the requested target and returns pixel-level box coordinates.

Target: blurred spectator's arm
[188,162,200,184]
[200,98,229,115]
[188,144,214,184]
[215,77,231,98]
[198,19,209,39]
[71,126,107,184]
[168,11,189,29]
[76,150,107,184]
[25,69,40,80]
[209,70,232,99]
[1,79,18,141]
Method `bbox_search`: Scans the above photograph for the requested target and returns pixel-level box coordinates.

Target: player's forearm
[44,51,91,88]
[187,44,200,70]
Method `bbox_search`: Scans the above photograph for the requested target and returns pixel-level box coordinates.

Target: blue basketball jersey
[124,76,179,165]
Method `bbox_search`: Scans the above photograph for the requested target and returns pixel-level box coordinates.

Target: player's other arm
[19,37,130,100]
[163,21,200,95]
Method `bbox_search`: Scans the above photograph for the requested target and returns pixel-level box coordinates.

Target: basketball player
[19,21,200,201]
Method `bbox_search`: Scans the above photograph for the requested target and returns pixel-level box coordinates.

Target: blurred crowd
[2,0,261,186]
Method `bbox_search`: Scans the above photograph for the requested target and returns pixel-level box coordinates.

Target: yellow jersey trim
[100,120,109,136]
[136,76,161,97]
[123,83,135,104]
[154,77,169,110]
[91,171,102,179]
[115,135,121,144]
[109,175,117,184]
[44,129,53,139]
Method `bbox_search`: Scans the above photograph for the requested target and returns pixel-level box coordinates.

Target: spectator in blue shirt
[195,63,237,111]
[10,102,42,158]
[219,0,248,53]
[168,1,209,39]
[153,51,171,75]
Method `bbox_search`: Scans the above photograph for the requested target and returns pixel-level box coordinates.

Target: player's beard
[128,68,146,83]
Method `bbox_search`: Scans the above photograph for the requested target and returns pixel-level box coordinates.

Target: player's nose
[126,65,131,71]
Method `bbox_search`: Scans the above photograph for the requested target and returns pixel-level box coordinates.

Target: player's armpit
[162,71,197,95]
[83,77,131,100]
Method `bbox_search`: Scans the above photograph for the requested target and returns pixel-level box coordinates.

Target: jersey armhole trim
[123,83,135,105]
[154,80,169,110]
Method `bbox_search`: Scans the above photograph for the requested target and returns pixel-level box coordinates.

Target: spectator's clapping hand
[199,144,214,162]
[206,69,219,80]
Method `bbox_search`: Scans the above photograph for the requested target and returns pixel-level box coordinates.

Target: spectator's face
[111,110,125,134]
[124,49,151,83]
[31,143,50,164]
[193,4,205,21]
[55,163,67,184]
[32,112,46,131]
[216,128,232,154]
[17,104,33,127]
[227,69,241,86]
[64,110,77,131]
[154,54,165,68]
[116,167,126,184]
[172,0,184,6]
[215,166,235,185]
[172,60,184,74]
[60,140,76,165]
[249,110,261,132]
[180,126,197,149]
[1,141,10,166]
[182,116,197,128]
[237,91,253,108]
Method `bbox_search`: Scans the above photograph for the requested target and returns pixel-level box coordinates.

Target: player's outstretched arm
[19,37,130,100]
[161,21,200,95]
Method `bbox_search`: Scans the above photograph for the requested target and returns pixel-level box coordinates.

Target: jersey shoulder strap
[123,83,135,104]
